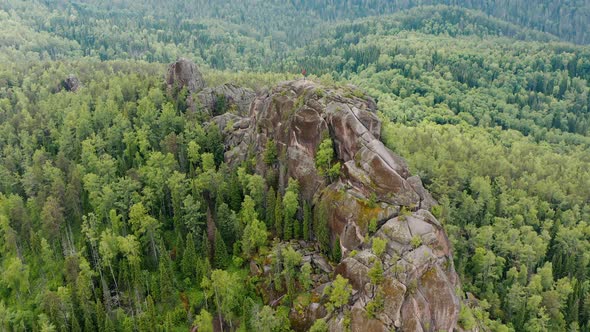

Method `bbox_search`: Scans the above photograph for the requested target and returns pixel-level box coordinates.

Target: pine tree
[146,295,157,332]
[159,255,175,306]
[95,300,106,330]
[200,229,210,261]
[283,213,293,240]
[181,233,197,279]
[103,315,116,332]
[196,257,211,289]
[303,201,311,241]
[274,192,283,238]
[331,236,342,262]
[214,230,230,269]
[283,179,299,240]
[294,219,301,239]
[314,199,330,254]
[266,187,276,229]
[82,304,94,332]
[71,312,81,332]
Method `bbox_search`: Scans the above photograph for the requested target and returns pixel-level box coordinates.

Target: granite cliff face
[166,59,463,331]
[222,79,461,331]
[166,58,256,116]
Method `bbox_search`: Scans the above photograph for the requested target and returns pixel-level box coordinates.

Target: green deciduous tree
[323,274,352,312]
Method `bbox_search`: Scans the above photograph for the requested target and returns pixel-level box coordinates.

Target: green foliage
[194,309,214,332]
[282,245,302,303]
[201,270,245,329]
[241,196,268,257]
[299,262,313,291]
[323,275,352,312]
[315,138,340,182]
[282,178,300,240]
[159,255,175,307]
[252,305,290,332]
[314,198,331,254]
[303,201,312,241]
[309,319,329,332]
[181,233,198,279]
[368,260,384,286]
[365,290,384,318]
[266,187,277,229]
[368,218,378,235]
[263,140,278,166]
[371,237,387,258]
[2,3,590,330]
[274,191,284,238]
[331,236,342,262]
[214,230,230,269]
[410,235,422,249]
[458,305,477,330]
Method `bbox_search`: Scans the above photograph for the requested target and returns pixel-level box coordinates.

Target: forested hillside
[1,1,590,331]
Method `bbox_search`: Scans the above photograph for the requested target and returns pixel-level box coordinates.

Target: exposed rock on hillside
[335,210,459,331]
[196,84,256,116]
[217,79,462,331]
[62,74,81,92]
[165,59,256,117]
[166,57,205,93]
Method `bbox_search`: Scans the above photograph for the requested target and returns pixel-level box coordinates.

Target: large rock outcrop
[166,57,205,93]
[62,74,81,92]
[217,79,462,331]
[196,84,256,116]
[335,210,460,331]
[165,59,256,117]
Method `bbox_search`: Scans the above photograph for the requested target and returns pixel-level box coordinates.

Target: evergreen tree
[314,199,331,254]
[274,192,284,238]
[214,230,230,269]
[145,295,157,332]
[303,201,312,241]
[282,179,299,240]
[159,255,175,307]
[266,187,276,229]
[181,233,197,279]
[331,236,342,262]
[200,229,210,261]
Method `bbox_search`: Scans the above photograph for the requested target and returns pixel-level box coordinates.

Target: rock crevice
[213,78,462,331]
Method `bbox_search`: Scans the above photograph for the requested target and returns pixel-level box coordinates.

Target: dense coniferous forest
[1,1,590,331]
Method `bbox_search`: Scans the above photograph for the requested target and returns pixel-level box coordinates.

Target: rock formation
[165,59,256,116]
[216,79,463,331]
[196,84,256,116]
[166,57,206,94]
[62,74,81,92]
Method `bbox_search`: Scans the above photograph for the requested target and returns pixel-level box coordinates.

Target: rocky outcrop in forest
[168,59,463,331]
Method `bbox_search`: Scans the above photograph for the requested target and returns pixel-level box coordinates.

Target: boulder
[196,84,255,116]
[62,75,81,92]
[408,175,438,210]
[166,58,205,94]
[336,211,460,331]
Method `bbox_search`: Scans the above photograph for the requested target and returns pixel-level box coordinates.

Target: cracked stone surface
[214,79,462,331]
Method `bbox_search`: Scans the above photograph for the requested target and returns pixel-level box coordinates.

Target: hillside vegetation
[1,1,590,331]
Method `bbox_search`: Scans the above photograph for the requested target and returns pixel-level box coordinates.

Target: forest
[1,0,590,331]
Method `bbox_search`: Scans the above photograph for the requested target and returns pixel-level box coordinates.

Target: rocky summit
[214,78,462,331]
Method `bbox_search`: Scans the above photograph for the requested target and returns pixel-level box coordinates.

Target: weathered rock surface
[62,74,81,92]
[196,84,255,116]
[336,210,459,331]
[216,79,462,331]
[166,57,205,93]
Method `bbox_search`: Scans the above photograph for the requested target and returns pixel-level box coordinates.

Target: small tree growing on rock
[315,138,340,183]
[323,274,352,312]
[372,237,387,258]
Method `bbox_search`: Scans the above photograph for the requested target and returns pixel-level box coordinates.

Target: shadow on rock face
[212,78,462,332]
